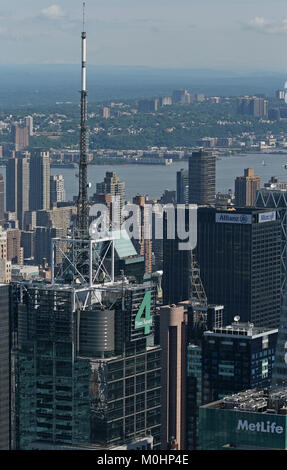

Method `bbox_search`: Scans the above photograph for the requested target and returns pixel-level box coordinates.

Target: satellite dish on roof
[234,315,240,322]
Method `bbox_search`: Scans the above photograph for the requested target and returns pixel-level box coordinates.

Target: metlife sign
[237,419,284,434]
[259,211,276,223]
[216,213,252,224]
[199,407,287,449]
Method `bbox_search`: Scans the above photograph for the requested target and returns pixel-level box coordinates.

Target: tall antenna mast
[77,2,89,237]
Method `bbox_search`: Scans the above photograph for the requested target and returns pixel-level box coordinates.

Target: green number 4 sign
[134,291,153,335]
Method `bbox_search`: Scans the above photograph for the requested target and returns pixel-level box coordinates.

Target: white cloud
[245,16,287,34]
[41,5,65,20]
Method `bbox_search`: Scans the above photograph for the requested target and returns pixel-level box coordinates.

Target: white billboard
[216,213,252,224]
[259,211,276,223]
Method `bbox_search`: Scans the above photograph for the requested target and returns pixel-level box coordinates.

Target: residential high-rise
[172,89,189,104]
[20,231,34,260]
[24,116,33,136]
[6,157,30,229]
[6,229,22,264]
[276,90,285,100]
[132,195,152,275]
[235,168,261,206]
[138,99,159,113]
[188,149,216,205]
[102,107,110,119]
[159,304,188,450]
[176,169,189,204]
[29,151,50,211]
[96,171,125,225]
[237,96,268,117]
[0,229,11,283]
[50,175,66,207]
[264,176,287,191]
[11,124,29,151]
[0,284,10,449]
[0,174,4,226]
[202,322,278,405]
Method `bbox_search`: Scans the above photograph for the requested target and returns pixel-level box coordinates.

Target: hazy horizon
[0,64,285,108]
[1,0,287,72]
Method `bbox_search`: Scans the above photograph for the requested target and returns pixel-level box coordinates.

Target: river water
[2,152,287,202]
[53,152,287,201]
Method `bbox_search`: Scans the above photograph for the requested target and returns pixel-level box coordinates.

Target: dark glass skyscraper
[197,207,281,328]
[29,151,50,212]
[176,169,189,204]
[0,174,4,226]
[11,280,161,450]
[6,157,30,229]
[188,149,216,205]
[202,322,278,404]
[0,284,10,450]
[163,207,282,329]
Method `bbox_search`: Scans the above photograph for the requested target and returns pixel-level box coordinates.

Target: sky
[1,0,287,71]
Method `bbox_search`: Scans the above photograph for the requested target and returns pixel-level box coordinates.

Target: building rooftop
[202,388,287,415]
[204,321,278,339]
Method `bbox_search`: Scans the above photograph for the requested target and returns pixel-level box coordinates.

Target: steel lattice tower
[77,3,89,237]
[189,250,208,329]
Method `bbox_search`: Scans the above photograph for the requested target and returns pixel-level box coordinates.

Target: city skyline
[1,0,287,71]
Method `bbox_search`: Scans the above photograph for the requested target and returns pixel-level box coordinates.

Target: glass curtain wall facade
[11,282,161,450]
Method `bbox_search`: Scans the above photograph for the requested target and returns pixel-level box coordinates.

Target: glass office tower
[11,281,161,450]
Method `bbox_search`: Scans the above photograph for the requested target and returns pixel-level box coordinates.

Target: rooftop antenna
[83,1,86,31]
[77,1,89,237]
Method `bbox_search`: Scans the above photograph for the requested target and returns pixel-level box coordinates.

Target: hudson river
[52,152,287,202]
[2,152,287,202]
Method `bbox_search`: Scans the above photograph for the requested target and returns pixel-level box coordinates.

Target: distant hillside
[0,65,285,108]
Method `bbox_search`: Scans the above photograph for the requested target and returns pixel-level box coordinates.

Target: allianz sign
[237,420,284,434]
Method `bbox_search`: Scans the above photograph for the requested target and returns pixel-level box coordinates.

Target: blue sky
[1,0,287,71]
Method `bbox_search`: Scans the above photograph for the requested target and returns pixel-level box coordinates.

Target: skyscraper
[24,116,33,136]
[0,284,10,449]
[6,229,22,264]
[0,174,5,226]
[162,208,190,306]
[6,157,30,229]
[197,207,281,328]
[188,149,216,205]
[132,195,152,275]
[272,290,287,388]
[11,280,161,450]
[29,151,50,212]
[172,89,189,104]
[96,171,125,225]
[163,206,282,329]
[11,12,161,451]
[50,175,66,207]
[237,96,268,117]
[11,124,29,151]
[176,169,189,204]
[235,168,261,206]
[159,304,188,450]
[256,186,287,295]
[202,321,278,405]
